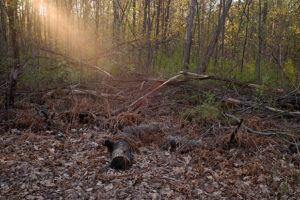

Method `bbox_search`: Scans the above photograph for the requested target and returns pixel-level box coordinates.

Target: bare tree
[5,0,20,108]
[182,0,196,71]
[0,0,8,57]
[255,0,262,84]
[199,0,232,73]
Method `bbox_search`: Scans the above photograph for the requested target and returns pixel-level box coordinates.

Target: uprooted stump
[103,139,133,170]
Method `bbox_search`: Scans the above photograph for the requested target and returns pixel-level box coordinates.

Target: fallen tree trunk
[103,139,133,170]
[225,97,300,117]
[179,71,284,93]
[127,74,182,112]
[43,88,125,100]
[121,123,165,144]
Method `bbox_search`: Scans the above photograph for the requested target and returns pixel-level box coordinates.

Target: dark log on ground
[289,139,300,154]
[121,123,162,138]
[161,135,203,154]
[103,139,133,170]
[121,123,166,144]
[278,96,300,110]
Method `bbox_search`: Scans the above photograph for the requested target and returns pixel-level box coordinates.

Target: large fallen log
[103,138,133,170]
[121,123,163,138]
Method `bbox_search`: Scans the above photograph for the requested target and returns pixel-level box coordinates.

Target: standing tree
[255,0,262,84]
[182,0,196,71]
[199,0,232,73]
[5,0,20,108]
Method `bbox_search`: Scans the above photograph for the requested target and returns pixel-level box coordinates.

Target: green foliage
[155,41,184,76]
[182,103,221,123]
[20,58,80,89]
[181,92,221,123]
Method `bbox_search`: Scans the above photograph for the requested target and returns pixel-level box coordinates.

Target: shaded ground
[0,80,299,199]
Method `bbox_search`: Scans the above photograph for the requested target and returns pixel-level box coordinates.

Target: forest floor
[0,78,299,199]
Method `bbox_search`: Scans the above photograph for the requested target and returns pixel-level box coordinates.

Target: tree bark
[255,0,262,84]
[182,0,196,71]
[241,1,250,73]
[221,0,226,58]
[199,0,232,74]
[155,0,161,38]
[214,0,222,69]
[132,0,136,36]
[5,0,20,108]
[162,0,171,42]
[196,0,205,68]
[113,0,120,42]
[0,0,8,56]
[103,139,133,170]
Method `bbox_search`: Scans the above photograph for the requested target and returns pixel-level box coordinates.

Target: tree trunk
[142,0,148,34]
[95,0,100,64]
[103,139,133,170]
[214,0,222,69]
[255,0,262,84]
[155,0,161,38]
[182,0,196,71]
[5,0,20,108]
[196,0,205,68]
[241,1,250,73]
[199,0,232,74]
[113,0,120,42]
[132,0,136,36]
[162,0,171,42]
[0,0,8,57]
[146,0,151,71]
[221,0,226,58]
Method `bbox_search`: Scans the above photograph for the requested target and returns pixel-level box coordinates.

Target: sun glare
[30,0,99,58]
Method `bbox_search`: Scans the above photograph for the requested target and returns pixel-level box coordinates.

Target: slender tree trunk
[114,0,120,42]
[162,0,171,42]
[182,0,196,71]
[146,0,151,71]
[142,0,147,35]
[196,0,205,67]
[5,0,20,108]
[221,0,225,58]
[199,0,232,73]
[232,0,251,64]
[95,0,100,58]
[0,0,8,56]
[132,0,136,36]
[241,0,251,73]
[155,0,161,38]
[25,0,31,48]
[214,0,222,69]
[255,0,262,84]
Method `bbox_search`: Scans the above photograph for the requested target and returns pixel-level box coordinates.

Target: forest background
[0,0,299,107]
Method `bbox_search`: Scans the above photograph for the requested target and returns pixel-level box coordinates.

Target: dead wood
[43,88,125,100]
[103,138,133,170]
[161,135,203,154]
[127,74,182,112]
[40,47,114,79]
[121,123,164,143]
[179,71,284,93]
[225,97,300,117]
[224,113,295,137]
[229,118,244,144]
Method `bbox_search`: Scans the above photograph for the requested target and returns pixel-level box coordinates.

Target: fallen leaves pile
[0,83,299,199]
